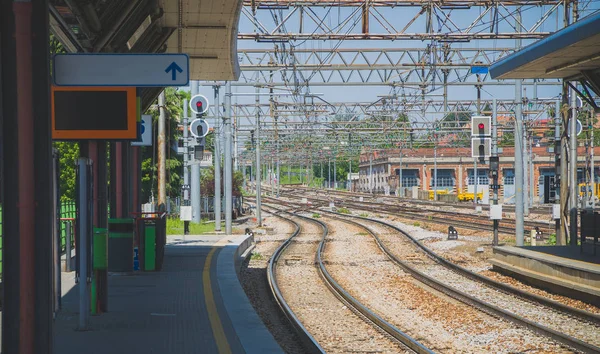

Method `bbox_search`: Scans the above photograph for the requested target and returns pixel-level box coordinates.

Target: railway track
[259,197,600,354]
[276,190,555,236]
[264,204,434,354]
[282,185,553,215]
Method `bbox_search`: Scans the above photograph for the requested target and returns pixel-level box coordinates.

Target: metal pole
[591,109,596,209]
[328,158,331,189]
[214,86,222,231]
[474,157,478,206]
[554,100,562,241]
[320,162,323,188]
[369,154,373,193]
[492,99,499,246]
[530,134,534,206]
[569,88,578,245]
[158,91,167,209]
[434,142,438,200]
[190,82,201,223]
[399,149,403,197]
[514,8,524,245]
[182,99,190,234]
[255,86,262,226]
[65,222,72,272]
[349,159,352,192]
[78,158,90,330]
[524,123,530,216]
[334,158,337,189]
[224,81,233,235]
[277,147,280,197]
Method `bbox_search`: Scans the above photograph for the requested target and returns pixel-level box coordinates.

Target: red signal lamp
[478,123,485,129]
[196,101,203,108]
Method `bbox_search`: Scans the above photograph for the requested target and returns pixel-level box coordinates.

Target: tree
[200,164,244,197]
[54,142,80,201]
[140,87,190,203]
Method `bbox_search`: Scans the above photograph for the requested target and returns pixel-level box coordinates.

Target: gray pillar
[591,110,596,209]
[191,163,200,223]
[224,81,233,235]
[214,86,222,231]
[334,158,337,189]
[369,155,373,193]
[434,143,438,200]
[569,88,578,245]
[158,92,167,208]
[515,80,524,245]
[554,100,562,241]
[492,99,499,246]
[514,9,524,245]
[190,82,201,223]
[255,87,262,226]
[349,159,352,192]
[399,149,403,197]
[78,158,90,330]
[529,135,534,206]
[524,125,530,216]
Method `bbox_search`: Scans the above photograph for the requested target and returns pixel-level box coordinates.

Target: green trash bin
[144,221,156,271]
[91,228,108,314]
[108,218,134,272]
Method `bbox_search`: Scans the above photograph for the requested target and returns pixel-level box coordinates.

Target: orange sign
[51,86,137,140]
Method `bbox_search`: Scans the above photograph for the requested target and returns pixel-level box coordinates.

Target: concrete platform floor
[54,235,247,354]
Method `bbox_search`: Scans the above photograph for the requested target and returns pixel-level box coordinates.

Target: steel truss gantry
[240,0,578,41]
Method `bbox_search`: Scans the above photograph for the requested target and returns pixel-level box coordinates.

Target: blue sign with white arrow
[53,53,189,87]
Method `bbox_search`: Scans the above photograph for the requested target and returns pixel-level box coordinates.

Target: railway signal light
[471,137,491,158]
[189,94,209,116]
[471,116,491,136]
[471,115,491,159]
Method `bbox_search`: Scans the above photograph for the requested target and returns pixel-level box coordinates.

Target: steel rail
[261,203,434,354]
[326,209,600,325]
[264,208,325,354]
[260,196,600,326]
[261,197,600,353]
[322,210,600,354]
[277,190,554,235]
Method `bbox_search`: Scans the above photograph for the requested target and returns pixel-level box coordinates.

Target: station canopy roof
[158,0,241,81]
[490,12,600,80]
[50,0,241,110]
[489,11,600,109]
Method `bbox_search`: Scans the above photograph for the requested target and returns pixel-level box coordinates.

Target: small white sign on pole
[489,204,503,220]
[132,115,152,146]
[180,206,192,221]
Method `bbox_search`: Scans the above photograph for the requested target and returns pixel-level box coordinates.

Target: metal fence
[156,196,244,219]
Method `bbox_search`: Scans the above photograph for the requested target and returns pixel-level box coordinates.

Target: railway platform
[491,246,600,307]
[54,234,283,354]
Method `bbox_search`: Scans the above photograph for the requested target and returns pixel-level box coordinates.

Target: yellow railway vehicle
[457,190,483,202]
[579,183,600,198]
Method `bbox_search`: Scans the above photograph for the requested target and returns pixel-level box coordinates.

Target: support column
[224,81,233,235]
[191,163,200,223]
[255,86,262,226]
[214,86,221,231]
[157,91,167,211]
[115,142,124,217]
[2,2,53,351]
[569,88,578,245]
[514,8,524,246]
[97,142,108,312]
[554,101,562,241]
